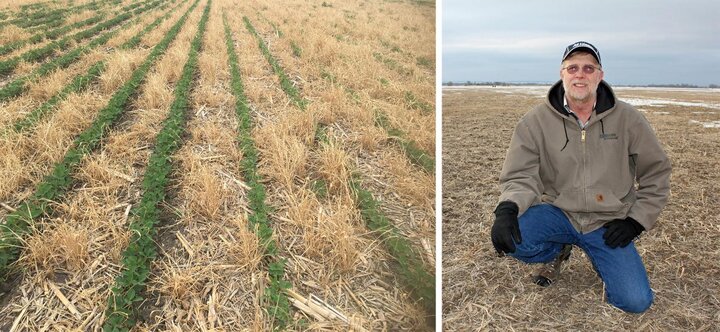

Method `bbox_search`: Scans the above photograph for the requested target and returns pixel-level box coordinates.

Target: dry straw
[0,0,435,329]
[0,25,30,45]
[227,0,435,329]
[136,2,269,329]
[0,0,203,329]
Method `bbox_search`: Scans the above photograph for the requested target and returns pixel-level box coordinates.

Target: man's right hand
[491,201,522,254]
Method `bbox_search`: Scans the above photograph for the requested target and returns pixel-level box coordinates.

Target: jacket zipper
[581,128,587,233]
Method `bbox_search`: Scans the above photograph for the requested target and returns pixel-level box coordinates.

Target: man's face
[560,52,604,103]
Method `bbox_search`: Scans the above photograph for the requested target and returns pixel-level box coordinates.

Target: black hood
[547,80,616,116]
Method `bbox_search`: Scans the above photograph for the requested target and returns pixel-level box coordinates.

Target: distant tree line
[443,81,720,88]
[640,83,720,89]
[443,81,548,87]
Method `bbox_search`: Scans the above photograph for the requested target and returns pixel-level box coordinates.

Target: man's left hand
[602,217,645,248]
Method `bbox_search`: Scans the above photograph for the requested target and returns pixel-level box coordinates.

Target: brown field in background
[442,85,720,330]
[0,0,435,330]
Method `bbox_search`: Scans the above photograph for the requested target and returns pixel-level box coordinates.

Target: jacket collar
[547,80,616,116]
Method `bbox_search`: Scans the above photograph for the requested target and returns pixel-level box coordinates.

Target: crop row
[6,0,186,134]
[252,9,434,174]
[0,0,114,30]
[224,13,293,329]
[243,13,435,318]
[0,2,65,29]
[0,0,161,78]
[242,16,306,110]
[0,13,104,56]
[319,67,435,173]
[374,110,435,172]
[0,0,199,279]
[349,176,435,313]
[104,1,209,329]
[251,3,435,322]
[0,0,168,102]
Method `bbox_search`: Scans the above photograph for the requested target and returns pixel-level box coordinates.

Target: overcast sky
[442,0,720,86]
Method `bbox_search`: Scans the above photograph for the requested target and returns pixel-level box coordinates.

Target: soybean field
[0,0,436,330]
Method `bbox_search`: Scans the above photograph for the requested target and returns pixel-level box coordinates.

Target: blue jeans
[509,204,654,313]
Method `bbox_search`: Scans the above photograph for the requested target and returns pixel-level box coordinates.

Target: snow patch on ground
[442,85,549,97]
[622,98,720,109]
[689,120,720,128]
[443,86,720,111]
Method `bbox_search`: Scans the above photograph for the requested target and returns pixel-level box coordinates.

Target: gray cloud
[442,0,720,85]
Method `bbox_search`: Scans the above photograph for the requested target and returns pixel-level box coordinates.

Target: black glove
[603,217,645,248]
[491,201,522,254]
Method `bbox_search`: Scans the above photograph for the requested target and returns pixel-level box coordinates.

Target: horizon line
[441,81,720,88]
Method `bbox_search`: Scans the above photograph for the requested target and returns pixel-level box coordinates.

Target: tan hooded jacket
[499,80,671,233]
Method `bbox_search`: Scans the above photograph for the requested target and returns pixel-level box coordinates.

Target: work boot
[533,244,572,287]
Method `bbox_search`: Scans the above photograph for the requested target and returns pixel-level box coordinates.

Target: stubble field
[0,0,436,330]
[442,85,720,330]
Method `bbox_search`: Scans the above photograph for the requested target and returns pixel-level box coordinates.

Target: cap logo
[563,41,601,66]
[572,42,596,52]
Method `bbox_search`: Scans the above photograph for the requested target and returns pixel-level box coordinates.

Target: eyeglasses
[562,64,602,75]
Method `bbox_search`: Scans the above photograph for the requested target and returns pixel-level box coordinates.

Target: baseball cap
[562,41,601,66]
